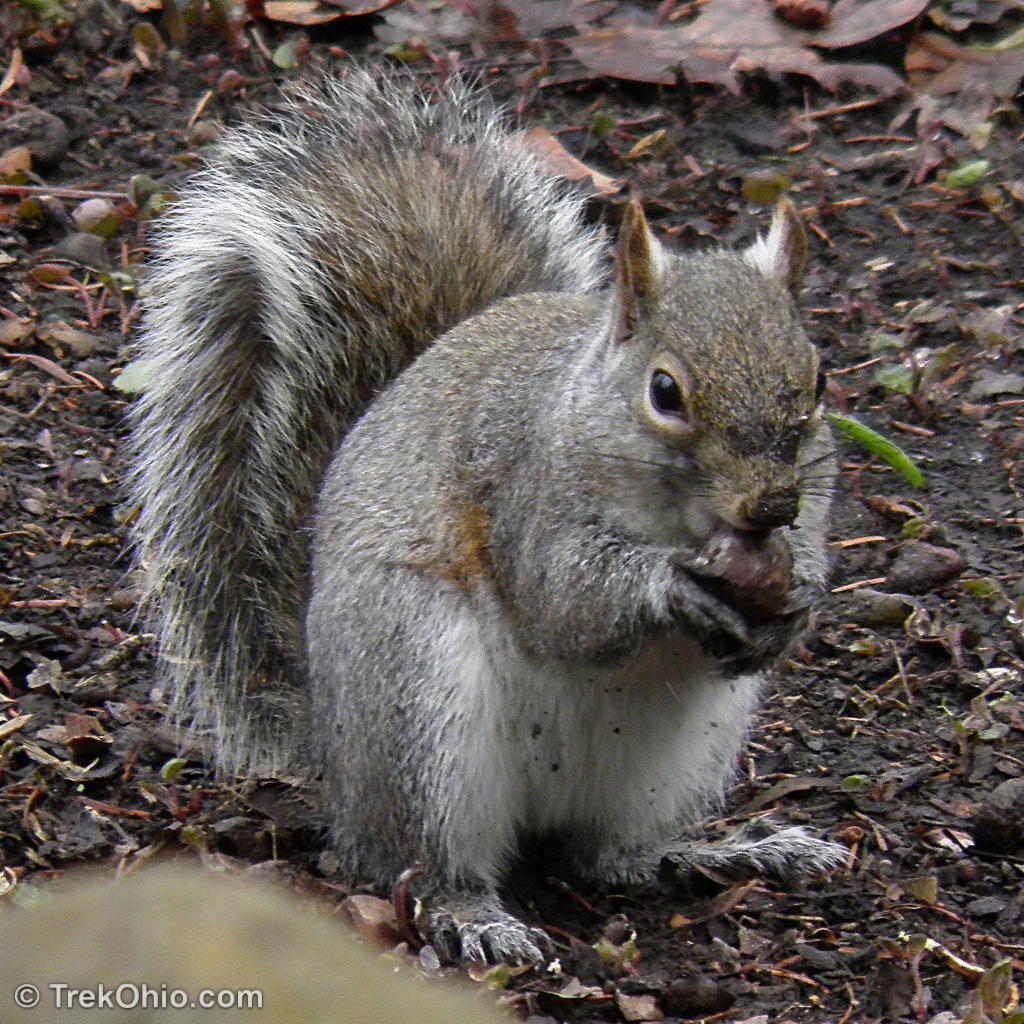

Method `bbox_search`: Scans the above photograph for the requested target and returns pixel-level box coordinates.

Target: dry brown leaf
[626,128,669,159]
[0,318,35,347]
[521,126,621,195]
[615,991,664,1022]
[498,0,614,37]
[0,47,23,98]
[0,714,33,740]
[263,0,399,23]
[3,351,80,386]
[339,893,404,949]
[906,30,1024,147]
[375,0,613,47]
[741,775,835,812]
[0,146,32,179]
[569,0,919,93]
[815,0,931,49]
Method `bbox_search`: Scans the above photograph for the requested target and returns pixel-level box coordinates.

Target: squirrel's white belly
[438,597,763,882]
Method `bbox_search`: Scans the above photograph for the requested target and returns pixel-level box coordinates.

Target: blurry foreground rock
[0,865,503,1024]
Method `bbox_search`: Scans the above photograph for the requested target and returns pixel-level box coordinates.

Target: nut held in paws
[689,529,793,622]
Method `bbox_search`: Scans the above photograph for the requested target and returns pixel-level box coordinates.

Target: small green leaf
[981,722,1010,741]
[828,413,925,489]
[900,517,928,538]
[841,774,869,792]
[271,38,301,69]
[875,364,915,395]
[591,111,616,138]
[114,359,156,394]
[380,43,425,63]
[963,578,1003,599]
[477,962,513,989]
[129,174,163,208]
[160,756,189,781]
[868,332,903,353]
[741,170,789,205]
[976,959,1014,1020]
[944,159,989,189]
[849,638,884,656]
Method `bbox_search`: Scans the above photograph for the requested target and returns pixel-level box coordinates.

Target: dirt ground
[1,3,1023,1022]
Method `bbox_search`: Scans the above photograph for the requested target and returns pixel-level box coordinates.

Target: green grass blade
[827,413,925,489]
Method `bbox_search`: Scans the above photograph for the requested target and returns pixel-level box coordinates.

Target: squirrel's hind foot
[662,820,847,887]
[425,893,551,966]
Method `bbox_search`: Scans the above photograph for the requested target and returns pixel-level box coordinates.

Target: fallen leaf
[0,714,33,740]
[740,775,835,812]
[0,146,32,179]
[907,30,1024,146]
[814,0,931,49]
[615,991,664,1022]
[967,370,1024,400]
[902,875,939,905]
[0,319,35,346]
[499,0,615,37]
[263,0,400,24]
[521,127,621,195]
[36,321,105,358]
[339,894,404,949]
[569,0,916,93]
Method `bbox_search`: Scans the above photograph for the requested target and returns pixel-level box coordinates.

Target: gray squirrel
[128,68,843,964]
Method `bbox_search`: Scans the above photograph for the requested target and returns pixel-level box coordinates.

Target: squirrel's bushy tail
[128,70,606,773]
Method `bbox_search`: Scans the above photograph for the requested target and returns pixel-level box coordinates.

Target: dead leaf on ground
[568,0,923,93]
[375,0,613,48]
[521,127,621,196]
[615,991,664,1022]
[262,0,401,24]
[499,0,615,38]
[905,30,1024,148]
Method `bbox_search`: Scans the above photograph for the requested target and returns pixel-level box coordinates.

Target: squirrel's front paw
[425,894,551,966]
[668,568,753,656]
[718,577,820,671]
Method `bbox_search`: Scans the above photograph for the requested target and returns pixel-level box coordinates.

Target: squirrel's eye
[650,370,685,416]
[815,369,827,402]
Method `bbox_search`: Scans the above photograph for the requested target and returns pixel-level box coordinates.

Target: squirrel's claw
[425,896,551,966]
[669,569,752,652]
[670,565,820,671]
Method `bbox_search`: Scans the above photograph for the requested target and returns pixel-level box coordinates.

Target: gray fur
[128,71,604,773]
[131,69,840,964]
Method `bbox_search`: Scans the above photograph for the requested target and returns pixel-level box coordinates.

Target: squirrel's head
[585,198,831,554]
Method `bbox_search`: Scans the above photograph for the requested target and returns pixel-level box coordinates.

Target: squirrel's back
[128,70,606,771]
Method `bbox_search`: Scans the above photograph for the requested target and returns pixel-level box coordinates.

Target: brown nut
[688,529,793,622]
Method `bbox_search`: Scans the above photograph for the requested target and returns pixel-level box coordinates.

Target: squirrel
[128,68,844,964]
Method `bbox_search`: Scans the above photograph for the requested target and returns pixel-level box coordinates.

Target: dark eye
[650,369,685,416]
[815,369,827,402]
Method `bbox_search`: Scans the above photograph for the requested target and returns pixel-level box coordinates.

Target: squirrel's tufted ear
[613,199,666,341]
[742,198,807,297]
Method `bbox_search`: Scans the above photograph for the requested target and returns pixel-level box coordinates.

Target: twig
[0,184,130,201]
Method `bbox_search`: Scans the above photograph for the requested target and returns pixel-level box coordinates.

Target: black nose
[743,487,799,531]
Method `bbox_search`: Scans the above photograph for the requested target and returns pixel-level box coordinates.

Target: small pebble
[0,108,70,170]
[886,541,964,594]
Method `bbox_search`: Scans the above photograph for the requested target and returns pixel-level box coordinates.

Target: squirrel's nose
[741,487,800,531]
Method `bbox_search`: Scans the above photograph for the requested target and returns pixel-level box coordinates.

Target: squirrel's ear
[742,197,807,296]
[613,199,666,341]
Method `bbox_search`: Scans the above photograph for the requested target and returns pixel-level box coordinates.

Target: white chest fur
[434,598,764,885]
